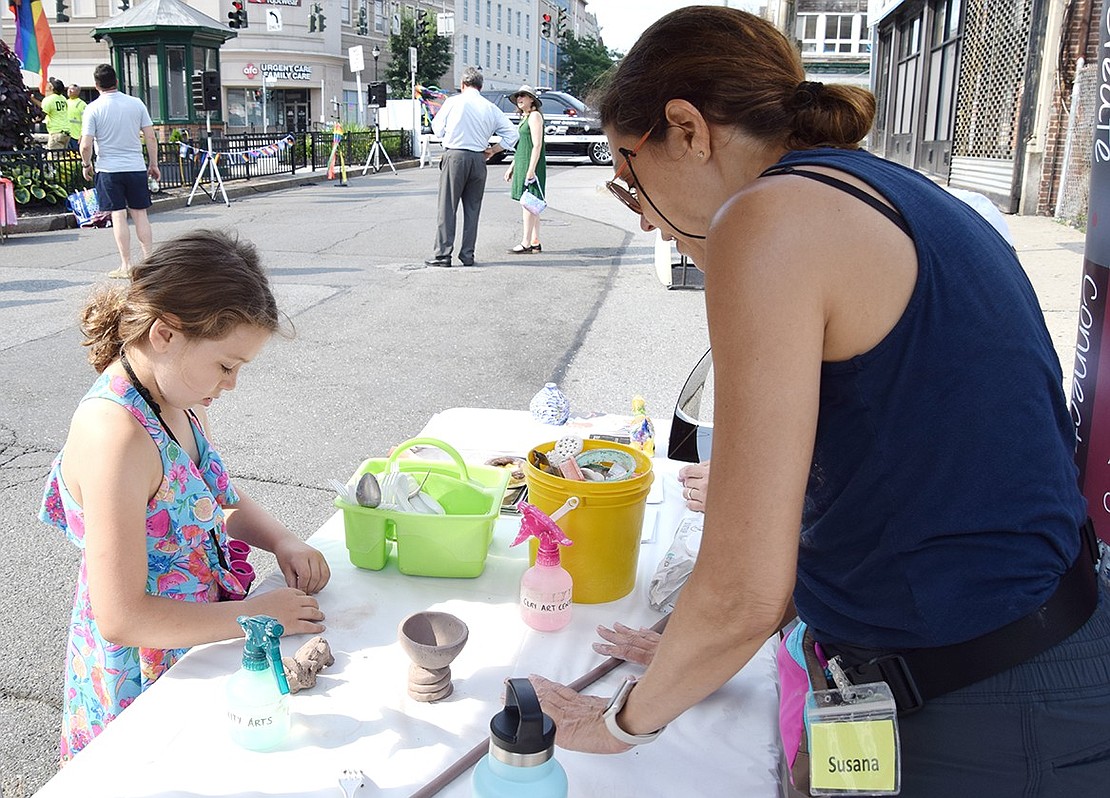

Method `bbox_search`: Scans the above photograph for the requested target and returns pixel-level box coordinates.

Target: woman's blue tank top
[774,148,1086,650]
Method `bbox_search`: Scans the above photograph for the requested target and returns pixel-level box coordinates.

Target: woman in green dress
[504,86,547,253]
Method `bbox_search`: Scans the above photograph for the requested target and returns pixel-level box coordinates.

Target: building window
[525,49,530,77]
[525,13,530,40]
[375,0,384,32]
[474,0,479,25]
[166,45,188,120]
[516,10,521,37]
[516,47,520,74]
[497,3,502,31]
[342,89,360,124]
[463,0,469,23]
[486,40,491,69]
[463,35,469,64]
[497,43,502,70]
[342,0,350,25]
[474,37,480,66]
[796,13,870,55]
[486,0,491,28]
[72,0,94,18]
[226,88,261,130]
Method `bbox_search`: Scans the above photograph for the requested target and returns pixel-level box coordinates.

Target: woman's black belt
[819,518,1100,714]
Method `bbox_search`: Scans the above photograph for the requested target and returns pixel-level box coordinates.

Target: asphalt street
[0,158,711,794]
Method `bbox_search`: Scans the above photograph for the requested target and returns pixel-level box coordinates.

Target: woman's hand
[529,676,631,754]
[244,587,325,635]
[677,460,711,512]
[592,622,662,666]
[504,166,513,182]
[526,170,536,183]
[272,537,331,594]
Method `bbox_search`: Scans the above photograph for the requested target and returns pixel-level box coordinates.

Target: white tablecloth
[34,409,783,798]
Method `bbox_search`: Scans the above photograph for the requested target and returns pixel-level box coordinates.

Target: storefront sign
[259,63,313,81]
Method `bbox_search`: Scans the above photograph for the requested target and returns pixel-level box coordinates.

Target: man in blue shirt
[426,68,518,267]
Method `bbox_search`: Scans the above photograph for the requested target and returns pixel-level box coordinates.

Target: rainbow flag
[9,0,56,94]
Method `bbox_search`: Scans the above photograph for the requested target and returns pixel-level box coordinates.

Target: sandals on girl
[508,243,541,254]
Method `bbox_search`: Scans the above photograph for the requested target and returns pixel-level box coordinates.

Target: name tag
[806,682,901,795]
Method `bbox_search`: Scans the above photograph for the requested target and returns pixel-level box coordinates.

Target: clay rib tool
[407,613,672,798]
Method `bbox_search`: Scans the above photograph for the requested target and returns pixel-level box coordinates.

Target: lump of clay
[281,635,335,693]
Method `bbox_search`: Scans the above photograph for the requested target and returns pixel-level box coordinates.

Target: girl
[504,85,547,253]
[41,229,330,761]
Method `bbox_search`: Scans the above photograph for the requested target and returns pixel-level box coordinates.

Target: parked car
[480,89,612,166]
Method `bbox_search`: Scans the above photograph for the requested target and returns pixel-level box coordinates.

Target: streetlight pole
[372,44,381,83]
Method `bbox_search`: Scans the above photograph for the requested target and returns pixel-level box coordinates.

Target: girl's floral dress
[40,373,246,762]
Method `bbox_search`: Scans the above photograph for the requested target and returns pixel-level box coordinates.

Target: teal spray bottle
[472,678,569,798]
[226,615,291,751]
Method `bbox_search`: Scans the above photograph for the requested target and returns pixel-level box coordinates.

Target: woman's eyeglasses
[605,124,707,241]
[605,127,653,215]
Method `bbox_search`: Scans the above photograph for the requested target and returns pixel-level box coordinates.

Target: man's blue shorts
[95,170,151,211]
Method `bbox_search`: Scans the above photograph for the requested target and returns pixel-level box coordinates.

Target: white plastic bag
[648,516,703,611]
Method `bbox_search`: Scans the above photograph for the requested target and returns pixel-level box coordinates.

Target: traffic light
[416,9,429,36]
[357,4,368,35]
[309,2,325,32]
[118,0,129,10]
[557,8,567,36]
[55,0,69,22]
[227,0,246,28]
[540,13,551,39]
[191,71,220,113]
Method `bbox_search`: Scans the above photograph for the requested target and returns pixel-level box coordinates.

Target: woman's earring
[697,152,705,158]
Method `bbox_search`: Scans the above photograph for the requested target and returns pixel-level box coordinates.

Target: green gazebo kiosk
[91,0,237,141]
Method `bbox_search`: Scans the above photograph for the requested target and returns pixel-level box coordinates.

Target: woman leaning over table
[504,85,547,253]
[530,7,1110,795]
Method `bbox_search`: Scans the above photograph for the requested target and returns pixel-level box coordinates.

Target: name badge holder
[805,665,901,797]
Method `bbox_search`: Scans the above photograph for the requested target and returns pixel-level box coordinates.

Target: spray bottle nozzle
[511,501,574,567]
[237,615,290,696]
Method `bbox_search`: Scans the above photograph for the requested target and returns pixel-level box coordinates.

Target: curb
[5,156,423,236]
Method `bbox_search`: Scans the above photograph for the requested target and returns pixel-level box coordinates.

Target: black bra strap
[760,164,912,238]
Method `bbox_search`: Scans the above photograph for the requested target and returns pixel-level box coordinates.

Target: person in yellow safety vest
[67,84,87,152]
[33,79,71,150]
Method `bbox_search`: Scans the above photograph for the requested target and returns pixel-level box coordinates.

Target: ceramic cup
[398,611,469,702]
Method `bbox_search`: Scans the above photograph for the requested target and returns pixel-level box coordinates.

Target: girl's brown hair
[81,229,287,373]
[598,7,875,150]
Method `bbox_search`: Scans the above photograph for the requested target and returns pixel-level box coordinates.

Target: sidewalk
[1007,214,1086,397]
[3,156,424,235]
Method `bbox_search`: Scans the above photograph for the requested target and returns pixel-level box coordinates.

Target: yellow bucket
[524,439,653,604]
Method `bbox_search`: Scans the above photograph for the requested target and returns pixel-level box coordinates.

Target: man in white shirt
[80,63,161,279]
[426,67,519,267]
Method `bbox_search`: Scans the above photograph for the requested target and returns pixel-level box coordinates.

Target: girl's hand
[272,538,331,594]
[244,587,325,635]
[529,675,631,754]
[526,170,536,183]
[504,167,513,182]
[592,622,662,666]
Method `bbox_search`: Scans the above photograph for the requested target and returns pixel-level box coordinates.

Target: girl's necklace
[119,349,180,446]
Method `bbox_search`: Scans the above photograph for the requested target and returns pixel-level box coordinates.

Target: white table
[34,409,783,798]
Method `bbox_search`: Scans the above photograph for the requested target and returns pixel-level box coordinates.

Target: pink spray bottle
[511,499,577,631]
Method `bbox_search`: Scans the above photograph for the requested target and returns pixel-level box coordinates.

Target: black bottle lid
[489,678,557,765]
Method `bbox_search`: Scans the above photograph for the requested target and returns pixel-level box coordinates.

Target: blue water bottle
[471,678,568,798]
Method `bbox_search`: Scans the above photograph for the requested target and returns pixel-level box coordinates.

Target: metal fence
[1056,61,1097,227]
[0,129,414,207]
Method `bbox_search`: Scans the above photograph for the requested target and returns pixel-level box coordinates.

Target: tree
[0,40,36,150]
[558,34,621,101]
[386,11,453,100]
